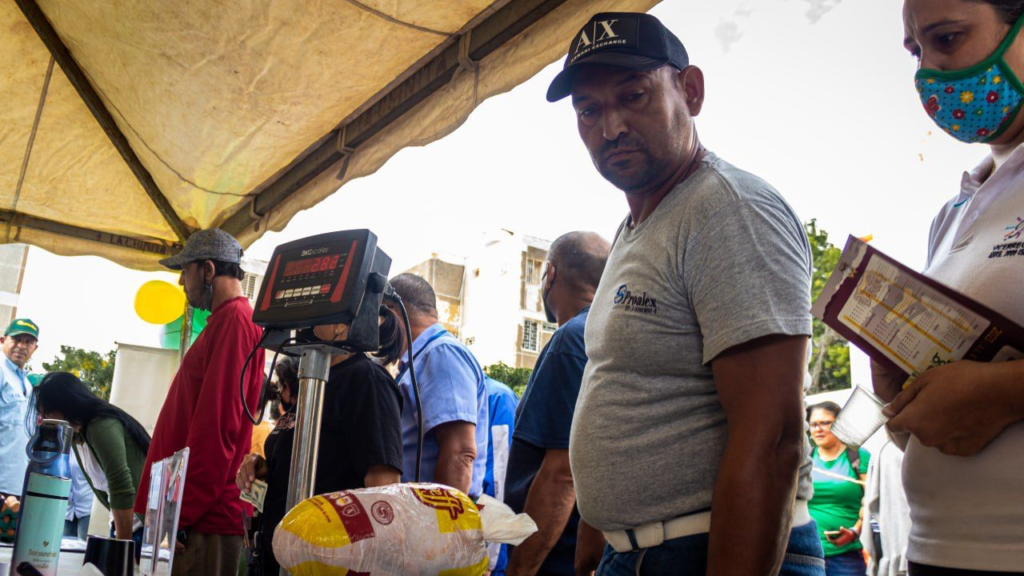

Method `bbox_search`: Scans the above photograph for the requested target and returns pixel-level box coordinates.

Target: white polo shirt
[905,145,1024,571]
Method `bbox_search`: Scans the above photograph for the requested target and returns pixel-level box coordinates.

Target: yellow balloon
[134,280,186,325]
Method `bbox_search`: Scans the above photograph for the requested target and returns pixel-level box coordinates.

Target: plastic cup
[831,384,888,447]
[84,536,135,576]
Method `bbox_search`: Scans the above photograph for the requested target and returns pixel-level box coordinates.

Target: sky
[16,0,990,377]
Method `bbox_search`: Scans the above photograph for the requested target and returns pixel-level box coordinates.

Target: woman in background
[32,372,149,543]
[807,402,869,576]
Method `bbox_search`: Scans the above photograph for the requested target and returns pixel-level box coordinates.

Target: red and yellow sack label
[410,486,482,534]
[273,483,489,576]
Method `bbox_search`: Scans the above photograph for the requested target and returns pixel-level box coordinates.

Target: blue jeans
[826,550,866,576]
[64,516,90,540]
[596,520,826,575]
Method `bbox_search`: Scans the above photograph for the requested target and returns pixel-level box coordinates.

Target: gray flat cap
[160,228,243,270]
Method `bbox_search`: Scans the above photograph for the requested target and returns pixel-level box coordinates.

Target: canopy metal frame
[14,0,193,244]
[10,0,569,257]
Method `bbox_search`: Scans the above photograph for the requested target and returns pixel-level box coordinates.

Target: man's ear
[203,260,216,282]
[675,65,705,117]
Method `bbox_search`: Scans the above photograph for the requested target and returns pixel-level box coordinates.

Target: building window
[465,337,475,346]
[543,322,557,332]
[525,258,543,285]
[241,272,260,300]
[522,320,539,352]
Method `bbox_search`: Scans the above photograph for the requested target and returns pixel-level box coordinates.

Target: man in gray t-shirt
[546,12,823,575]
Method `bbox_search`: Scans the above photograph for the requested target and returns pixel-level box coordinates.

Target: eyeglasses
[809,421,834,431]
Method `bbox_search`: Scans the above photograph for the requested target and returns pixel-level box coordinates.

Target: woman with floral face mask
[876,1,1024,574]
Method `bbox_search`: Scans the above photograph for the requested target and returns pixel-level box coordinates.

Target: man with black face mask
[134,229,265,576]
[504,231,609,576]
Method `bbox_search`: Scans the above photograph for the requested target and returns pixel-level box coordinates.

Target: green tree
[805,220,851,393]
[483,361,533,397]
[41,346,116,401]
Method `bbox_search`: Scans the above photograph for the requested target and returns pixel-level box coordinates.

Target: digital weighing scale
[247,230,421,576]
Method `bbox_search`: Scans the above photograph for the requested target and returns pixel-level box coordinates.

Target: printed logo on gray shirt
[613,284,658,315]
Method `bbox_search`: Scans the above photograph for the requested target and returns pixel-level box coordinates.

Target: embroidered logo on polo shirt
[1004,217,1023,241]
[614,284,658,315]
[989,216,1024,259]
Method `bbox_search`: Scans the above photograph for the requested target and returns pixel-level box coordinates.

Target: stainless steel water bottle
[10,419,73,576]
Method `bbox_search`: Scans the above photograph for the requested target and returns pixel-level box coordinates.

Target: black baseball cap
[546,12,689,102]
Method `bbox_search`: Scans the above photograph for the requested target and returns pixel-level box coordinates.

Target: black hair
[32,372,151,454]
[973,0,1024,23]
[547,231,611,290]
[273,307,405,388]
[806,401,842,422]
[389,273,438,318]
[374,305,407,366]
[273,356,300,400]
[211,260,246,281]
[184,259,245,281]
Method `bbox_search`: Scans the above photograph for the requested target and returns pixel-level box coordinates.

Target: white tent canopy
[2,0,657,270]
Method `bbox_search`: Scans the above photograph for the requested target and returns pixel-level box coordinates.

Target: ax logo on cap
[15,320,37,331]
[570,16,639,64]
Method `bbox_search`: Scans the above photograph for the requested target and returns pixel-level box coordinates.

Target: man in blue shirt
[505,232,609,576]
[0,318,40,499]
[484,376,518,575]
[389,274,489,498]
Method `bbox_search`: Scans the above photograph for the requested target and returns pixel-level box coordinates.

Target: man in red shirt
[134,229,265,576]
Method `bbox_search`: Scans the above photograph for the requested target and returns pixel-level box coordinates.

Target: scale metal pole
[281,345,331,576]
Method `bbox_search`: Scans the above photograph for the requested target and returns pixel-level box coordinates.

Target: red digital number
[283,261,296,277]
[329,254,341,270]
[321,255,332,271]
[310,258,321,273]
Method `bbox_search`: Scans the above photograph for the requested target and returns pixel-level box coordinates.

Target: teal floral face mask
[916,15,1024,144]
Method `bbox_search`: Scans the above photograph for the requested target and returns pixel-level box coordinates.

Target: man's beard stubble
[186,282,214,311]
[595,136,663,194]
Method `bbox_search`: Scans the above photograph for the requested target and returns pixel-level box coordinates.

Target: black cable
[258,345,286,425]
[240,330,269,426]
[241,330,300,426]
[394,296,424,483]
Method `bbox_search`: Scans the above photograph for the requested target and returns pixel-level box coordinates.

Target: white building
[403,230,557,370]
[241,255,268,308]
[0,244,29,328]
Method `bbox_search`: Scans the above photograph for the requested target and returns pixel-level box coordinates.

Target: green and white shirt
[809,447,870,558]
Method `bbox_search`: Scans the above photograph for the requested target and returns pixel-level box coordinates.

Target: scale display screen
[252,230,388,330]
[281,254,342,278]
[267,246,352,306]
